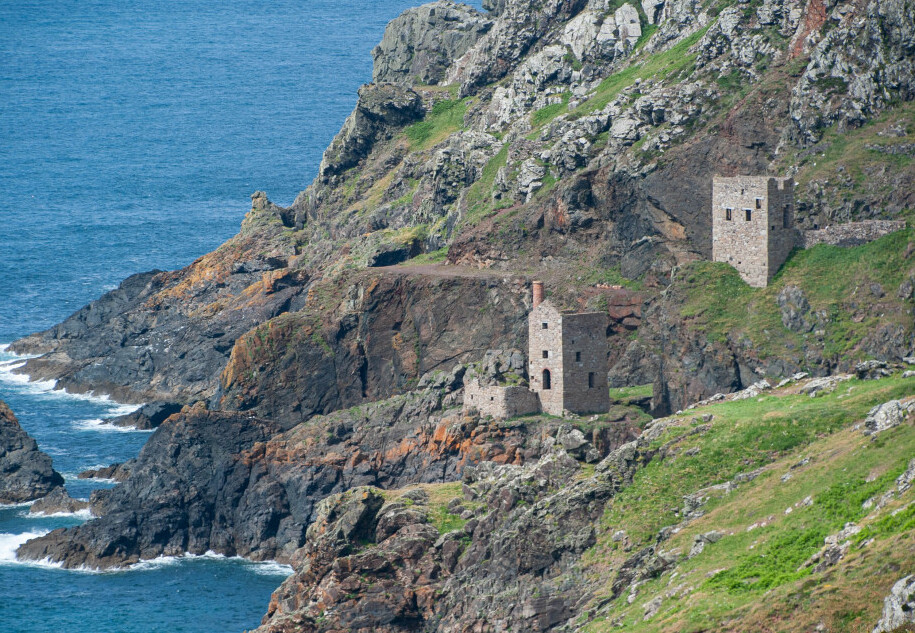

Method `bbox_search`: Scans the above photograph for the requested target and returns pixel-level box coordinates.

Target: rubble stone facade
[800,220,907,248]
[528,301,610,416]
[712,175,797,288]
[463,380,540,419]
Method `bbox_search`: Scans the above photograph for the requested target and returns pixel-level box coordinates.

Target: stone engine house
[464,282,610,420]
[712,175,796,288]
[528,288,611,416]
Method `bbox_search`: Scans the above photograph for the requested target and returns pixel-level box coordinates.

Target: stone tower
[528,284,610,417]
[712,175,797,288]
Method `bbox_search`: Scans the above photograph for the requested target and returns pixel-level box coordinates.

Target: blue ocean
[0,1,480,630]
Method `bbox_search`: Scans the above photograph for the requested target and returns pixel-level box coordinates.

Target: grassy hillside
[672,227,914,364]
[580,372,915,632]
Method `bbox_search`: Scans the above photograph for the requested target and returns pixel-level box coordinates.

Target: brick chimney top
[532,281,544,308]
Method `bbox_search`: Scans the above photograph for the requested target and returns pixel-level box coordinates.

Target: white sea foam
[0,354,144,414]
[247,560,295,576]
[0,530,50,563]
[25,507,94,520]
[73,418,151,433]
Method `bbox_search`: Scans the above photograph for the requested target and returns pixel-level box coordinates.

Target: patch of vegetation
[405,247,448,265]
[583,372,915,632]
[814,75,849,95]
[608,383,653,403]
[461,142,515,227]
[571,25,711,117]
[531,92,571,129]
[405,98,469,151]
[674,226,913,361]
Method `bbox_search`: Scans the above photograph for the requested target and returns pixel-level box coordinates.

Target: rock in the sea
[872,575,915,633]
[29,488,89,515]
[107,402,181,430]
[77,462,131,482]
[0,399,64,503]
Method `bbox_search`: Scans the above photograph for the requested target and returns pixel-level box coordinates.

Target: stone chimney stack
[532,281,544,308]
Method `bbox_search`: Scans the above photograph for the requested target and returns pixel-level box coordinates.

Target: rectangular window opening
[542,350,549,359]
[745,209,752,221]
[575,351,581,362]
[541,322,548,329]
[755,198,762,209]
[783,206,790,229]
[588,372,595,389]
[725,208,732,221]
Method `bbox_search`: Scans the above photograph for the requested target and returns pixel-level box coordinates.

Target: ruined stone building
[712,175,796,288]
[464,282,610,420]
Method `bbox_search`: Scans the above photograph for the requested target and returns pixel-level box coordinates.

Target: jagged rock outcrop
[372,1,493,85]
[0,399,64,504]
[872,575,915,633]
[29,488,89,515]
[318,83,424,181]
[17,381,639,569]
[9,195,307,404]
[256,420,655,633]
[107,401,182,430]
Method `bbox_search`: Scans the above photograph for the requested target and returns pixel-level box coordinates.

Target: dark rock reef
[0,399,64,504]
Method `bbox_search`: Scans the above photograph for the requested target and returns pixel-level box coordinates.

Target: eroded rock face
[372,1,493,85]
[10,196,307,404]
[0,400,64,504]
[256,431,653,633]
[872,575,915,633]
[318,84,424,180]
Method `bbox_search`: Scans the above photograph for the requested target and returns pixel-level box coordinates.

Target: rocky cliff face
[8,0,915,626]
[0,400,64,504]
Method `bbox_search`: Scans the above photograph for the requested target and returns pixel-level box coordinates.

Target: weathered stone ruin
[463,281,610,420]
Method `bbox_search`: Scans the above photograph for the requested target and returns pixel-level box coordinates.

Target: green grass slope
[580,371,915,632]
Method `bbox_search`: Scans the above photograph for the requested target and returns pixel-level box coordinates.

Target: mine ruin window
[575,351,581,362]
[755,198,762,209]
[588,372,595,388]
[783,206,790,228]
[542,369,552,390]
[542,350,549,359]
[725,208,732,221]
[745,209,752,221]
[490,396,494,401]
[541,322,548,329]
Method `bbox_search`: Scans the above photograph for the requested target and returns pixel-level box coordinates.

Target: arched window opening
[542,369,552,390]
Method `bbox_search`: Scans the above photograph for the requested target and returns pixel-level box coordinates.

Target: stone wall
[766,178,797,284]
[463,380,540,420]
[560,312,610,415]
[712,176,775,287]
[712,175,796,288]
[800,220,907,248]
[529,302,565,416]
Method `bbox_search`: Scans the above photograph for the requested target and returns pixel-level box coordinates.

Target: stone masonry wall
[800,220,907,248]
[561,312,610,415]
[529,302,565,416]
[712,176,774,288]
[766,178,798,284]
[463,380,540,420]
[712,175,796,288]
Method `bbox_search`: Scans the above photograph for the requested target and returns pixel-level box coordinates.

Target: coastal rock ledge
[0,399,64,504]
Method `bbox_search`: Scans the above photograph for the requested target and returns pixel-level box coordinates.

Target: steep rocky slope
[7,0,915,629]
[255,371,915,633]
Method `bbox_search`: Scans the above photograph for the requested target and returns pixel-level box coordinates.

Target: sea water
[0,1,481,630]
